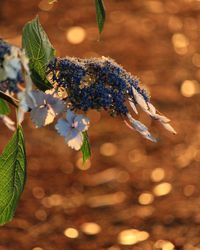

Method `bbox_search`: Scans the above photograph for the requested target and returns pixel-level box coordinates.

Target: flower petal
[66,109,76,124]
[161,122,177,135]
[132,87,148,112]
[127,113,157,142]
[44,108,56,126]
[31,90,47,107]
[46,94,65,114]
[129,100,138,114]
[30,107,48,128]
[67,132,83,150]
[65,128,79,142]
[55,119,71,137]
[74,115,90,132]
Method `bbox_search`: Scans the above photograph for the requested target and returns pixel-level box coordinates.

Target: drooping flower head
[47,56,149,116]
[48,56,176,142]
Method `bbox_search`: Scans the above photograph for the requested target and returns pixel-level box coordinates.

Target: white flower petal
[146,103,156,115]
[132,87,148,112]
[129,100,138,114]
[161,122,177,135]
[67,132,83,150]
[127,113,157,142]
[131,88,176,135]
[44,108,56,126]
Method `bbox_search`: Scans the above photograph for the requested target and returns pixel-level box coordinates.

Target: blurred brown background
[0,0,200,249]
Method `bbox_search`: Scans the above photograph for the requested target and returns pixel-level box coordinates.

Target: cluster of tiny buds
[47,56,149,116]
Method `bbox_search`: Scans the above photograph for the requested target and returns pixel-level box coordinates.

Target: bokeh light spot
[154,240,175,250]
[100,142,118,156]
[172,33,189,49]
[32,186,45,199]
[81,222,101,235]
[151,168,165,182]
[153,182,172,196]
[64,227,79,238]
[192,53,200,67]
[66,27,86,44]
[138,192,154,205]
[118,229,149,245]
[172,33,189,55]
[183,184,195,197]
[35,209,47,221]
[181,80,200,97]
[76,158,91,170]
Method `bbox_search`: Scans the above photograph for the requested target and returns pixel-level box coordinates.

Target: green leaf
[0,126,26,225]
[22,16,55,91]
[95,0,106,35]
[81,131,91,163]
[31,68,53,91]
[0,98,10,115]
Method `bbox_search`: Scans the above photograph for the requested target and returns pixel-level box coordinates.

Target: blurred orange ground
[0,0,200,250]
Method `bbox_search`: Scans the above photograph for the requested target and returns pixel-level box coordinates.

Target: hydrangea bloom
[0,40,24,93]
[47,56,176,142]
[0,40,35,126]
[55,110,90,150]
[47,56,149,116]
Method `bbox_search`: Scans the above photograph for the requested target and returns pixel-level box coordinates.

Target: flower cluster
[47,56,149,116]
[0,40,35,128]
[0,40,24,93]
[47,56,176,142]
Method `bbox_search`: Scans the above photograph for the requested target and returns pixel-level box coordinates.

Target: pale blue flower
[55,110,90,150]
[26,90,65,128]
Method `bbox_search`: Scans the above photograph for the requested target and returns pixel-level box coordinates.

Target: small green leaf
[22,16,55,91]
[81,131,91,163]
[0,126,26,225]
[0,98,10,115]
[95,0,106,35]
